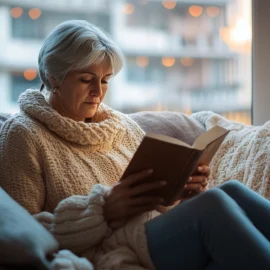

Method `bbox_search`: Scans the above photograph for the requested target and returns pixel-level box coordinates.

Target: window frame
[252,0,270,125]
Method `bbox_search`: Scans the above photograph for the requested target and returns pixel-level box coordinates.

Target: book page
[192,126,228,150]
[146,132,192,148]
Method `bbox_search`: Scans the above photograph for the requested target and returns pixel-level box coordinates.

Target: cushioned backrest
[0,188,58,269]
[129,111,206,145]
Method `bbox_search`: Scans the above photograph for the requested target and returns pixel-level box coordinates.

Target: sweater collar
[19,89,126,147]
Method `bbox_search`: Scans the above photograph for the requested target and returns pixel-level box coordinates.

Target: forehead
[78,58,113,76]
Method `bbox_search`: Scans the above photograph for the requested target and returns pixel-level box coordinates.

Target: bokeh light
[189,5,203,17]
[123,3,135,14]
[24,69,37,81]
[162,1,177,10]
[207,6,220,17]
[28,8,42,20]
[180,58,193,67]
[10,7,23,18]
[162,57,175,67]
[136,56,149,67]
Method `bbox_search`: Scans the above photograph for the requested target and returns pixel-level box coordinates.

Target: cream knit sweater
[0,89,144,214]
[0,89,157,269]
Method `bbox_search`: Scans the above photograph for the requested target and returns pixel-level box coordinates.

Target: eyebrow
[78,71,113,77]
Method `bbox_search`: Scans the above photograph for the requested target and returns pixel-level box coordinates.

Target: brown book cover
[120,126,230,206]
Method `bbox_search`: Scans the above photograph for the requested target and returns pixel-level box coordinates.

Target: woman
[0,20,269,270]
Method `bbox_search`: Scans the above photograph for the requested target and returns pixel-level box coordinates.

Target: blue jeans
[145,180,270,270]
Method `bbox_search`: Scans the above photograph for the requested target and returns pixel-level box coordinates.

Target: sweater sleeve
[46,184,111,255]
[0,119,45,214]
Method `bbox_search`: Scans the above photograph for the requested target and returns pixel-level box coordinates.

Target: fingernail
[148,169,153,174]
[189,177,193,181]
[198,166,203,171]
[184,184,188,188]
[160,181,167,186]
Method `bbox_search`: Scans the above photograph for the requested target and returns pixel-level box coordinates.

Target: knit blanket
[191,111,270,199]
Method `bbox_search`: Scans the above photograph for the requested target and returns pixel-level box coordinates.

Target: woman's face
[50,60,113,122]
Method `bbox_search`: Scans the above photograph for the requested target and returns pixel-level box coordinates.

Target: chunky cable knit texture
[192,111,270,199]
[36,184,157,270]
[0,89,145,214]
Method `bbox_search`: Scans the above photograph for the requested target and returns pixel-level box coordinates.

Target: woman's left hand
[179,165,210,200]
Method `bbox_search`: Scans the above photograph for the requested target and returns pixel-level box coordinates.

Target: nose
[90,81,102,97]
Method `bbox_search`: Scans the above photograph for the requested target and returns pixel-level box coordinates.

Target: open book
[120,126,230,206]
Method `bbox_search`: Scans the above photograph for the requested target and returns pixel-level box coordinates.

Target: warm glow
[180,58,193,67]
[24,69,37,81]
[28,8,41,20]
[10,7,23,18]
[123,3,135,14]
[162,57,175,67]
[162,1,177,10]
[136,56,149,67]
[222,112,251,125]
[207,6,220,17]
[219,27,230,44]
[220,18,252,53]
[189,5,203,17]
[230,19,252,44]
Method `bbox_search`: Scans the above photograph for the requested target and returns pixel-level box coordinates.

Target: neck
[48,94,85,122]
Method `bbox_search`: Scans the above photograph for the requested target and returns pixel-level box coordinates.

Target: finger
[130,180,167,197]
[188,176,208,184]
[122,169,154,187]
[184,183,203,192]
[198,165,210,177]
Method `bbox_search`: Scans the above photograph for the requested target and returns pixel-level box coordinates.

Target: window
[11,73,41,102]
[0,0,252,124]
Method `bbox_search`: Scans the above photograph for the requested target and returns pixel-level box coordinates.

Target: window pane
[0,0,252,124]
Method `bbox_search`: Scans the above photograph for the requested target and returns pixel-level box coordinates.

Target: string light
[123,3,135,14]
[24,69,37,81]
[207,6,220,17]
[189,5,203,17]
[10,7,23,18]
[28,8,42,20]
[162,57,175,67]
[136,56,149,67]
[162,1,177,10]
[180,58,193,67]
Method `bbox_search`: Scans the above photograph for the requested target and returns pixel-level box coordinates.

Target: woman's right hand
[104,169,166,225]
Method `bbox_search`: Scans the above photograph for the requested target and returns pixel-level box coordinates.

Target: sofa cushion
[129,111,206,145]
[192,111,270,199]
[0,188,58,269]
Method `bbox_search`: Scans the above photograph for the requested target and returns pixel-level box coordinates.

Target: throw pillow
[0,188,58,269]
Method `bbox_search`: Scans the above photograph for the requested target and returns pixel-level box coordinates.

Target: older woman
[0,20,270,270]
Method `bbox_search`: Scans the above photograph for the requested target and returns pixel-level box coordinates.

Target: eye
[101,80,108,84]
[80,79,93,84]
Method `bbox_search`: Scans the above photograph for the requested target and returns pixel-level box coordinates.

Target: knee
[219,180,244,193]
[198,189,227,208]
[197,189,239,215]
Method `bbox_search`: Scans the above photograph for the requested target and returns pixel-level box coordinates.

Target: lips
[85,101,99,104]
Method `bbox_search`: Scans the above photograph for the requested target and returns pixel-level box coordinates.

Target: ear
[48,76,59,88]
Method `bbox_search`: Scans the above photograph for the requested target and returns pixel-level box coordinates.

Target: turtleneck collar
[19,89,126,147]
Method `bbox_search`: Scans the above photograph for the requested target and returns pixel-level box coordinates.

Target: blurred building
[0,0,252,123]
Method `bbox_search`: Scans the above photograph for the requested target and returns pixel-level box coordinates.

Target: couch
[1,110,270,269]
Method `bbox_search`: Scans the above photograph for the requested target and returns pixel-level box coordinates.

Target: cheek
[101,87,109,100]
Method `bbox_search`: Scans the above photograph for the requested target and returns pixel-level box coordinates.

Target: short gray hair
[38,20,124,90]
